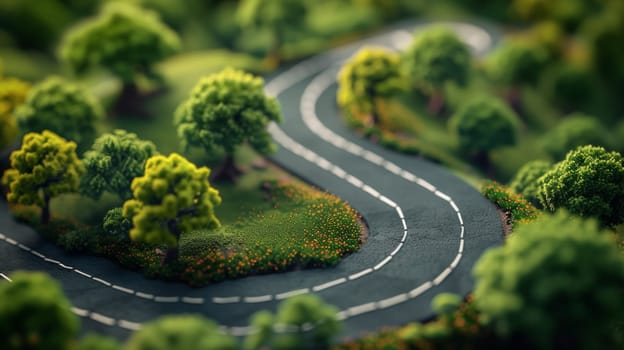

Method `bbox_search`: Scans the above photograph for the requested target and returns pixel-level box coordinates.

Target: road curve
[0,20,503,340]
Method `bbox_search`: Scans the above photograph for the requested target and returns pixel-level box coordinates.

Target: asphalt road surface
[0,20,503,341]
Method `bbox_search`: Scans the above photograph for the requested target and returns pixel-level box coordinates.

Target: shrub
[481,181,539,227]
[57,226,99,253]
[508,160,552,207]
[102,208,131,243]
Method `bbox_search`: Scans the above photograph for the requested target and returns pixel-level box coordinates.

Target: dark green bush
[102,208,131,243]
[57,227,100,253]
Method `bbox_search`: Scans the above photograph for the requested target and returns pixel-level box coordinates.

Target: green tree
[542,114,611,161]
[0,77,30,151]
[473,211,624,349]
[122,153,221,263]
[2,131,84,224]
[449,96,519,171]
[59,2,180,115]
[403,27,471,114]
[508,160,552,207]
[15,76,102,149]
[0,271,79,350]
[78,334,122,350]
[102,207,132,243]
[584,5,624,109]
[538,145,624,227]
[174,68,282,182]
[543,63,593,112]
[245,294,341,350]
[337,47,405,125]
[237,0,307,68]
[126,315,238,350]
[81,129,157,201]
[486,41,547,112]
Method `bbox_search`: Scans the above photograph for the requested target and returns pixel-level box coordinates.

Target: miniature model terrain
[1,1,624,350]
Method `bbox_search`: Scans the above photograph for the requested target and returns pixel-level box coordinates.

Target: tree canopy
[541,114,611,161]
[126,315,238,350]
[473,211,624,349]
[449,96,519,167]
[78,334,122,350]
[60,2,180,86]
[0,271,79,350]
[486,40,548,87]
[2,131,84,224]
[337,47,404,124]
[508,160,552,207]
[0,77,30,150]
[81,129,157,201]
[174,68,282,181]
[538,145,624,227]
[245,294,341,350]
[14,76,102,149]
[404,27,471,93]
[237,0,307,66]
[122,153,221,262]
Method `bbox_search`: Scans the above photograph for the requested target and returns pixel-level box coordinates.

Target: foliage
[246,294,341,350]
[78,334,122,350]
[337,47,404,120]
[81,130,157,201]
[2,131,84,224]
[237,0,307,62]
[543,63,593,111]
[584,6,624,102]
[486,40,548,87]
[0,0,99,51]
[174,68,282,156]
[0,77,30,150]
[449,97,519,158]
[511,0,600,31]
[541,114,611,161]
[122,153,221,248]
[335,295,494,350]
[538,145,624,227]
[403,27,471,94]
[473,211,624,349]
[57,226,100,253]
[351,0,423,20]
[481,180,539,226]
[60,2,180,85]
[508,160,552,207]
[14,76,102,148]
[0,271,79,350]
[126,315,238,350]
[102,207,132,243]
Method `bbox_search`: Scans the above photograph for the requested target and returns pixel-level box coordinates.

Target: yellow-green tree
[337,47,405,125]
[122,153,221,263]
[0,77,30,151]
[2,131,84,224]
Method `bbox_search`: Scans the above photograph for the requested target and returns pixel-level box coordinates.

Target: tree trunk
[210,153,243,183]
[162,220,181,265]
[264,31,282,70]
[371,101,380,126]
[163,246,179,265]
[473,151,494,178]
[114,81,148,118]
[505,87,524,117]
[427,90,445,116]
[41,194,50,225]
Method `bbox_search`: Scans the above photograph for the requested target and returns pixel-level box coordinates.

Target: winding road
[0,20,503,341]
